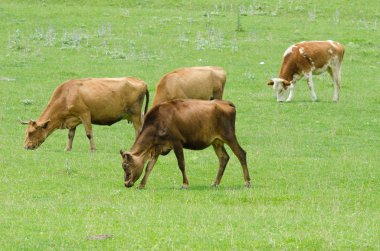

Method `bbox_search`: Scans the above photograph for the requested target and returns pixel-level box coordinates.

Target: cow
[20,77,149,151]
[119,99,251,189]
[152,66,226,106]
[268,40,345,102]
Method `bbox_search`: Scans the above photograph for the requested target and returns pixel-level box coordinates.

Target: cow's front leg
[80,113,96,151]
[65,127,76,151]
[286,83,295,102]
[306,73,318,101]
[173,143,189,189]
[138,157,158,189]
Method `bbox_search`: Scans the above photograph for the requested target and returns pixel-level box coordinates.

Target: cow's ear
[120,151,133,161]
[126,152,133,162]
[267,79,274,86]
[38,119,50,129]
[283,80,291,86]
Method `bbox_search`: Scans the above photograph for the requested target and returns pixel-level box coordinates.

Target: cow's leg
[286,82,296,102]
[225,136,251,188]
[173,143,189,189]
[65,127,76,151]
[80,113,96,151]
[138,157,158,189]
[328,66,341,102]
[212,142,230,187]
[306,73,317,101]
[130,114,142,137]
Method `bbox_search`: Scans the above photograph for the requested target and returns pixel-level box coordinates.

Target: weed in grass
[97,23,112,37]
[21,99,33,105]
[231,33,238,52]
[333,9,340,24]
[8,29,25,51]
[308,7,317,22]
[61,29,90,49]
[235,9,244,32]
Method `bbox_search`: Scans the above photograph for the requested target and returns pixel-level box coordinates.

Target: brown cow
[268,40,345,102]
[152,66,226,106]
[119,99,251,189]
[21,77,149,151]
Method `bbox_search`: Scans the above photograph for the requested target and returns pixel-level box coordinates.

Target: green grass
[1,0,379,249]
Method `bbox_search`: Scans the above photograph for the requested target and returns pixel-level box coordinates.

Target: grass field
[0,0,379,249]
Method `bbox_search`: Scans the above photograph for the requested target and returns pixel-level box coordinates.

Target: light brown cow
[120,99,251,189]
[21,77,149,151]
[268,40,345,102]
[152,66,226,106]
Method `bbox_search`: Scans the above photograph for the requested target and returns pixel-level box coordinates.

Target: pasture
[0,0,379,249]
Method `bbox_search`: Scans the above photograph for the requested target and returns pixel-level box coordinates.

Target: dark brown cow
[21,77,149,151]
[268,40,345,102]
[120,99,251,189]
[152,66,226,106]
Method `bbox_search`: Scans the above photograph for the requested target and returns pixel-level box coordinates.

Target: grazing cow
[120,99,251,189]
[152,66,226,106]
[268,40,345,102]
[20,77,149,151]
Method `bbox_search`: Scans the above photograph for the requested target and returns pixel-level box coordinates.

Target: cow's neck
[130,131,157,161]
[37,102,65,136]
[279,68,294,83]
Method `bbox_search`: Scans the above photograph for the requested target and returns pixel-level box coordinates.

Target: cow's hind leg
[79,112,96,151]
[65,127,76,151]
[130,114,142,137]
[224,135,251,188]
[212,141,230,187]
[328,65,341,102]
[306,72,317,101]
[173,142,189,189]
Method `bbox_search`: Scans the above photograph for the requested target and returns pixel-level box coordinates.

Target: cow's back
[144,99,235,149]
[295,41,344,68]
[64,77,147,124]
[153,66,226,105]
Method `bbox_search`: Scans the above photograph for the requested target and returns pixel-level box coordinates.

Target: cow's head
[120,150,144,188]
[267,78,291,102]
[21,119,50,150]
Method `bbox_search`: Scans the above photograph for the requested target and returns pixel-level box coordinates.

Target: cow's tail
[144,89,149,115]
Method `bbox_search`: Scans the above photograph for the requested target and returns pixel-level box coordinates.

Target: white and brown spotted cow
[268,40,345,102]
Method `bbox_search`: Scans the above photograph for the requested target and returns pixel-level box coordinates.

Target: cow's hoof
[181,184,188,190]
[211,183,219,188]
[137,184,145,190]
[245,182,251,188]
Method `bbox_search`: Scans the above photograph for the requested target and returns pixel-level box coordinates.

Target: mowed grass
[0,0,379,249]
